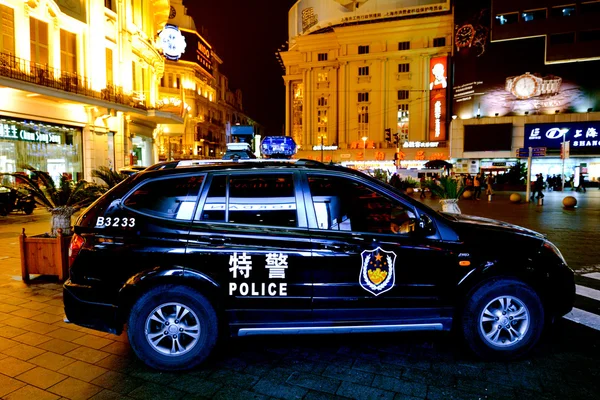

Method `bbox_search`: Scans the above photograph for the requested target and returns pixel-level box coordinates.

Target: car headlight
[543,240,567,265]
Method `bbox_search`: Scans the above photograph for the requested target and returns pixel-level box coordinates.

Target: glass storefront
[131,135,152,167]
[0,116,83,185]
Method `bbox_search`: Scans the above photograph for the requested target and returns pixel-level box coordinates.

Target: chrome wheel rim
[145,302,201,357]
[479,295,530,348]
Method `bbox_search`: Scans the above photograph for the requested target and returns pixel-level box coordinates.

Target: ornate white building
[280,0,453,168]
[0,0,177,181]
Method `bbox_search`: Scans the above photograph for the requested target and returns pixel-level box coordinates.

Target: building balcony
[0,52,183,124]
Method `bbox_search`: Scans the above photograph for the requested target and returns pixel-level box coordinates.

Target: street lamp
[361,136,368,168]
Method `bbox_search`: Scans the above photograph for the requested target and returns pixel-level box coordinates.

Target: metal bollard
[488,194,492,202]
[537,197,544,206]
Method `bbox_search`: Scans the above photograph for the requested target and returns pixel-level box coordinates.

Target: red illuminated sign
[429,56,448,142]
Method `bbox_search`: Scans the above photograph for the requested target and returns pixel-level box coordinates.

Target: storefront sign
[402,141,440,148]
[179,29,212,74]
[312,145,338,151]
[0,122,61,144]
[525,122,600,153]
[429,56,448,142]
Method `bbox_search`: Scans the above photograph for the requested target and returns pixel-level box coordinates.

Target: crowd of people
[387,170,594,200]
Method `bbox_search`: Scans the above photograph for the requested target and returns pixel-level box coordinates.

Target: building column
[338,61,347,147]
[284,79,290,137]
[380,57,388,146]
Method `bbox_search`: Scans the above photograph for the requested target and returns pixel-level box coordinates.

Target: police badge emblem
[359,247,396,296]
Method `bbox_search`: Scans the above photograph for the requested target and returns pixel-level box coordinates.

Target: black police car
[64,159,575,371]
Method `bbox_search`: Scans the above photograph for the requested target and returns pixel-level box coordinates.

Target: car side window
[123,175,204,220]
[198,173,298,228]
[307,175,415,235]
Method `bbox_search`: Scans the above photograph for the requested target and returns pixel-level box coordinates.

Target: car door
[186,170,313,331]
[304,172,457,327]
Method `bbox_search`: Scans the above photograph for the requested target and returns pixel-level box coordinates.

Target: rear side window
[198,173,298,228]
[123,175,204,220]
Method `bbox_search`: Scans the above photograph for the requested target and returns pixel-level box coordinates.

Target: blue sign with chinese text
[524,122,600,153]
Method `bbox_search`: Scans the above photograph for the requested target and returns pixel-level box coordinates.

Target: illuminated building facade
[0,0,179,181]
[451,0,600,183]
[280,0,452,170]
[155,0,263,162]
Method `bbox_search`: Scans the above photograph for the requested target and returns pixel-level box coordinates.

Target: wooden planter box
[19,228,71,282]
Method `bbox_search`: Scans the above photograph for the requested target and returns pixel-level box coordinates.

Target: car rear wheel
[462,279,544,360]
[127,285,218,371]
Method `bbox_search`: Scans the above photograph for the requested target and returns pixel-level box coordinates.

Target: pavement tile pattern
[0,191,597,399]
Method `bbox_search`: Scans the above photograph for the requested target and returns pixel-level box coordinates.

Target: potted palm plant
[423,176,466,214]
[1,166,101,281]
[91,166,128,191]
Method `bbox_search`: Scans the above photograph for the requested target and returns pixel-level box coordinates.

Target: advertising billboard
[288,0,450,38]
[158,25,213,75]
[179,29,212,75]
[452,1,600,119]
[524,122,600,154]
[429,56,448,141]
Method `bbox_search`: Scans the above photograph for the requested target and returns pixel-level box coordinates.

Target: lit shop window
[522,9,546,22]
[550,6,575,17]
[495,13,518,25]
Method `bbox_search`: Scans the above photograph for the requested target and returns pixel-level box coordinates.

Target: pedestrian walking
[473,173,482,200]
[576,175,587,193]
[530,173,545,200]
[485,174,494,196]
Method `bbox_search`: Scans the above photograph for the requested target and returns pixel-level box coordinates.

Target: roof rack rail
[145,158,325,170]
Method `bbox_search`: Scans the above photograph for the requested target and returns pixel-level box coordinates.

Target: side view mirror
[417,214,436,236]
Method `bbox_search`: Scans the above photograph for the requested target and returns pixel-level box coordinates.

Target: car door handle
[322,243,359,253]
[208,236,230,245]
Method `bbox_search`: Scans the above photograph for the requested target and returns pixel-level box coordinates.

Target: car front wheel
[462,279,544,360]
[127,285,218,371]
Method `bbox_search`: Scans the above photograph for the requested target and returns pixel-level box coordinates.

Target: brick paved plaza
[0,190,597,400]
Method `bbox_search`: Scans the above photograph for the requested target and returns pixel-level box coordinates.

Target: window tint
[124,176,203,220]
[198,174,298,227]
[308,175,416,235]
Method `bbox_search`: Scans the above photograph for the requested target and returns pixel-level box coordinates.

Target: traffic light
[393,133,399,146]
[385,128,391,142]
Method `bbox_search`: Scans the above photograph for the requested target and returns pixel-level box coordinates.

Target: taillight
[69,234,85,267]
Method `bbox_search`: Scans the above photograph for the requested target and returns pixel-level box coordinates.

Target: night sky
[183,0,299,136]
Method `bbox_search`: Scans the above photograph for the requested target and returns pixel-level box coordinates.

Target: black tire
[127,284,218,371]
[462,279,544,361]
[0,205,7,216]
[24,205,34,215]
